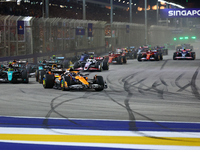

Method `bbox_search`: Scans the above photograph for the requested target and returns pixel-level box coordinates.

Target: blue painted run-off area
[0,142,140,150]
[0,116,200,132]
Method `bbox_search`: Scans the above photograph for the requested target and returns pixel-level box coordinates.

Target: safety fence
[0,15,106,63]
[0,15,194,63]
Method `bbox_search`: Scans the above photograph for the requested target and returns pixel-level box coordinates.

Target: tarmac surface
[0,49,200,123]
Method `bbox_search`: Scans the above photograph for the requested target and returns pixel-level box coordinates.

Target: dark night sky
[171,0,200,8]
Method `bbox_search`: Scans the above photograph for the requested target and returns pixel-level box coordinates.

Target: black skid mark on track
[123,80,137,131]
[43,91,103,132]
[121,75,197,142]
[175,73,191,92]
[106,72,140,92]
[43,93,79,129]
[121,72,141,83]
[19,88,26,93]
[160,59,168,70]
[105,71,200,141]
[175,68,200,100]
[152,81,164,99]
[105,82,186,141]
[191,67,200,100]
[160,77,168,86]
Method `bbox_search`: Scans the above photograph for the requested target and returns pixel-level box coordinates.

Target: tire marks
[160,59,169,70]
[175,67,200,100]
[191,67,200,100]
[105,72,189,141]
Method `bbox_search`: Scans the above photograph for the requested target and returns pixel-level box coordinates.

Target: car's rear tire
[35,70,39,82]
[173,53,177,60]
[137,54,142,61]
[117,56,123,64]
[61,76,71,91]
[123,56,127,64]
[102,61,109,70]
[43,74,54,88]
[191,52,196,60]
[95,76,104,91]
[22,69,29,83]
[73,62,79,69]
[160,53,163,60]
[38,70,45,84]
[155,53,160,61]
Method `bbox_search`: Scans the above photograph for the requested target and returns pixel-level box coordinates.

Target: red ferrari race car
[137,49,163,61]
[173,48,195,60]
[104,49,127,64]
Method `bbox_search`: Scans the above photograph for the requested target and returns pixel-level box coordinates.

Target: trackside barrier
[2,15,191,63]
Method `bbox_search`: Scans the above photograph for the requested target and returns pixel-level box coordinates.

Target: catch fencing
[0,15,192,63]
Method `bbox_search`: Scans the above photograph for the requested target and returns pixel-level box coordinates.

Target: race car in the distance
[137,49,163,61]
[35,56,69,83]
[43,69,107,91]
[121,47,137,59]
[73,52,109,71]
[42,64,66,89]
[104,49,127,64]
[173,48,195,60]
[176,44,193,52]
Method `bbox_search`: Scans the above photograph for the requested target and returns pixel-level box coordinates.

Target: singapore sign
[160,8,200,18]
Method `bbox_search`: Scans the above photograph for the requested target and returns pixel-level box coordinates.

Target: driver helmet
[70,72,76,77]
[52,55,56,60]
[8,62,13,68]
[12,60,17,65]
[43,60,46,63]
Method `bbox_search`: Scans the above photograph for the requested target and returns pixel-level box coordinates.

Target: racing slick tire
[134,51,137,59]
[102,61,109,70]
[155,53,160,61]
[73,62,79,70]
[160,53,163,60]
[173,53,177,60]
[61,76,71,91]
[191,52,196,60]
[63,60,69,69]
[117,56,123,64]
[104,56,109,62]
[22,69,29,83]
[123,56,127,64]
[94,76,104,91]
[38,70,45,84]
[137,54,142,62]
[35,70,39,82]
[43,74,54,88]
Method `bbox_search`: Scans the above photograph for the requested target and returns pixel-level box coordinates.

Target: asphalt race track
[0,50,200,123]
[1,49,200,150]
